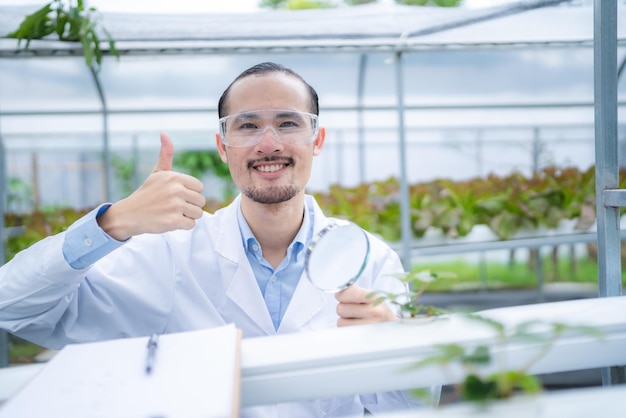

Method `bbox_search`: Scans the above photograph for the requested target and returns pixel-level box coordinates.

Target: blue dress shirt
[237,204,313,330]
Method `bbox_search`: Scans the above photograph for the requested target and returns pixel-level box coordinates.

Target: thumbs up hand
[97,133,207,241]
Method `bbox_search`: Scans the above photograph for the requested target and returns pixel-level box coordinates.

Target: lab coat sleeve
[0,231,90,340]
[0,206,175,349]
[0,206,120,328]
[0,226,178,349]
[62,204,126,269]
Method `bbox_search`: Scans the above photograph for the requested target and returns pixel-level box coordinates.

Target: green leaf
[5,3,53,40]
[407,344,465,370]
[464,313,506,336]
[81,31,94,67]
[102,27,120,59]
[7,0,118,71]
[55,13,67,37]
[516,374,542,394]
[461,345,491,365]
[462,374,498,402]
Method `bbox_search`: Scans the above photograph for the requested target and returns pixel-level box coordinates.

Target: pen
[145,333,159,375]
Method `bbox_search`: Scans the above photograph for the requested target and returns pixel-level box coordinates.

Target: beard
[242,184,300,204]
[242,155,301,204]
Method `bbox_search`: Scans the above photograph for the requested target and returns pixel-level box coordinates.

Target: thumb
[154,132,174,172]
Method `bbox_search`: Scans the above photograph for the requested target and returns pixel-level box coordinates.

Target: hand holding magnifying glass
[304,220,370,293]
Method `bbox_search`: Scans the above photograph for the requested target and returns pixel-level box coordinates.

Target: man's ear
[313,127,326,156]
[215,133,228,163]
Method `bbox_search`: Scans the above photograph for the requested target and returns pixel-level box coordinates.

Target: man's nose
[256,126,283,152]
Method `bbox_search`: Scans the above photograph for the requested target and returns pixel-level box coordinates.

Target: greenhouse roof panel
[1,1,620,57]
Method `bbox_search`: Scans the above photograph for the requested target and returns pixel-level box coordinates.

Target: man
[0,62,433,416]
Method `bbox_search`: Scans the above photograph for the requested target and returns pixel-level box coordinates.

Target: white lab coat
[0,195,430,417]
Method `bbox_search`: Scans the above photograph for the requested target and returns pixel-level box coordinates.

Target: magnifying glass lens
[305,222,370,293]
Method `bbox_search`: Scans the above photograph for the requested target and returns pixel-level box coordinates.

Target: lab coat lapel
[278,270,329,333]
[226,262,276,334]
[279,196,334,334]
[214,197,276,335]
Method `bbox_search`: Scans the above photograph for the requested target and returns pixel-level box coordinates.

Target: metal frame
[594,0,626,385]
[0,3,624,380]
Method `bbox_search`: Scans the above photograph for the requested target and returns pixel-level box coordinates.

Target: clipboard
[0,324,242,418]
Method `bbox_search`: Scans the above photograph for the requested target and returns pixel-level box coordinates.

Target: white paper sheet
[0,324,241,418]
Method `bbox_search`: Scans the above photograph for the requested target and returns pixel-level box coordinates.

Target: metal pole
[0,117,8,367]
[357,54,368,184]
[89,67,112,201]
[532,127,541,173]
[594,0,625,386]
[394,52,411,271]
[336,130,344,184]
[532,127,545,300]
[132,134,140,190]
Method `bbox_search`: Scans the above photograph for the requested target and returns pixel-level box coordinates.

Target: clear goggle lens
[219,109,319,148]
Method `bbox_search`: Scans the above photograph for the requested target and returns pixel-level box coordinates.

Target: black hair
[217,62,319,117]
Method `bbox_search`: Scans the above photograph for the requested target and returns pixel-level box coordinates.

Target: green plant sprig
[407,314,604,406]
[368,269,457,318]
[6,0,119,70]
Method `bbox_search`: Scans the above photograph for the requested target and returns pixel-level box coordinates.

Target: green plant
[8,335,46,364]
[6,0,119,70]
[7,177,34,213]
[111,154,136,197]
[395,0,462,6]
[4,207,89,261]
[173,150,237,200]
[368,269,457,318]
[314,165,608,241]
[408,315,603,406]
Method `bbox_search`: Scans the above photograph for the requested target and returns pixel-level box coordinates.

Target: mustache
[247,156,295,169]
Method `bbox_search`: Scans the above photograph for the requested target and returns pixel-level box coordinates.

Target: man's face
[216,73,325,204]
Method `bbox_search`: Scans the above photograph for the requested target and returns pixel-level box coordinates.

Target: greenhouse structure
[0,0,624,402]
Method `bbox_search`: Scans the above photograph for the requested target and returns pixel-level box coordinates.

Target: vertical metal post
[357,54,368,184]
[532,127,541,173]
[534,247,545,302]
[0,124,8,367]
[336,130,344,185]
[394,52,411,271]
[531,127,545,301]
[132,134,140,191]
[89,67,112,201]
[475,129,488,290]
[594,0,625,385]
[475,129,483,176]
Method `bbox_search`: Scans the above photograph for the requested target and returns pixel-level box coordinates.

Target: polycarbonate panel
[402,48,594,104]
[0,58,100,112]
[97,53,359,112]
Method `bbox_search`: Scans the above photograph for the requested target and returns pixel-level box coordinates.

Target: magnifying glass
[304,220,370,293]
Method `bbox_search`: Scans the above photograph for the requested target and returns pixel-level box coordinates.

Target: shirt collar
[236,201,312,260]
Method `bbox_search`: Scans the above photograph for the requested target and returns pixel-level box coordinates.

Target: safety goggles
[219,109,319,148]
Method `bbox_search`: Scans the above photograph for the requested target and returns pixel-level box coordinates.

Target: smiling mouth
[248,157,294,173]
[257,164,285,173]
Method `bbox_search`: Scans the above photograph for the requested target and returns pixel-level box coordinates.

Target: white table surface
[240,295,626,405]
[378,384,626,417]
[1,296,625,408]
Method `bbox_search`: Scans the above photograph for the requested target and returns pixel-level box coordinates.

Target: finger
[182,203,204,220]
[185,191,207,209]
[154,132,174,172]
[336,300,397,326]
[178,173,205,193]
[176,215,197,231]
[336,301,367,319]
[335,285,372,304]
